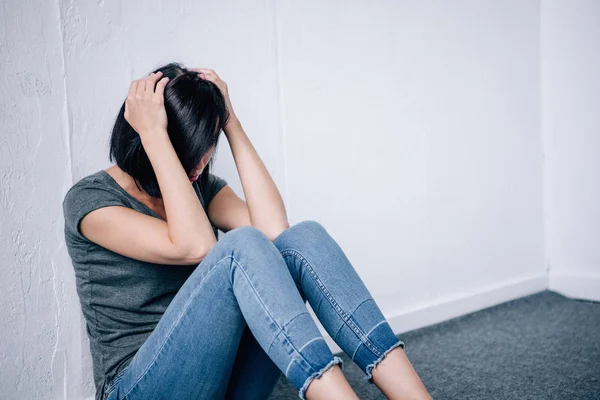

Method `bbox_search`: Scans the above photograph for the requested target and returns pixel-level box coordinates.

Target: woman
[62,62,431,400]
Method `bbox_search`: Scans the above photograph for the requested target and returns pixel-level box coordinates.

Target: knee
[274,219,330,246]
[295,220,328,237]
[220,225,285,258]
[222,225,271,245]
[219,226,286,270]
[295,219,326,232]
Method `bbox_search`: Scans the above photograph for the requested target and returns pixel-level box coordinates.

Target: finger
[144,71,163,94]
[136,75,147,96]
[193,68,217,77]
[198,71,217,83]
[140,73,151,94]
[143,73,153,93]
[199,73,215,82]
[140,72,155,94]
[154,76,169,97]
[128,80,138,97]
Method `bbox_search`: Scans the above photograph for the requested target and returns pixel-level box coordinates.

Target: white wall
[542,0,600,301]
[0,1,91,398]
[1,0,594,399]
[276,0,546,348]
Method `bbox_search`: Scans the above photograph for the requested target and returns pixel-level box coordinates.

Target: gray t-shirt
[62,169,227,400]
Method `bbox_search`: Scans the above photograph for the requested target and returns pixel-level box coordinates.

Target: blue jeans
[103,220,404,400]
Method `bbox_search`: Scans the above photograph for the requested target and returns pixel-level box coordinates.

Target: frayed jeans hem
[298,355,344,400]
[364,339,405,383]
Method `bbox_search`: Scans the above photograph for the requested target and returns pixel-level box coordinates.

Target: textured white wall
[0,0,562,399]
[0,0,93,398]
[542,0,600,300]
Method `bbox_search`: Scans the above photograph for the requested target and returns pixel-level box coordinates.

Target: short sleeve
[62,180,125,243]
[206,173,228,205]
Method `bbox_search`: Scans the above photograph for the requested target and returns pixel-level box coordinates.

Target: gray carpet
[269,290,600,399]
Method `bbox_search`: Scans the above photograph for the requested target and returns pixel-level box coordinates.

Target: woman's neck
[105,165,164,207]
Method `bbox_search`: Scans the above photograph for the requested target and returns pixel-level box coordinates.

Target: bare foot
[370,346,432,400]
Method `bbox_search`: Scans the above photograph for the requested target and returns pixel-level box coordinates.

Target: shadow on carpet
[268,290,600,399]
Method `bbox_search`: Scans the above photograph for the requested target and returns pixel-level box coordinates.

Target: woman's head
[109,61,230,198]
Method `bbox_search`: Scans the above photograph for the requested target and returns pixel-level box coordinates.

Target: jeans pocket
[103,367,127,399]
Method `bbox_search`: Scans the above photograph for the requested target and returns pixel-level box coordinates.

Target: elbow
[184,237,217,265]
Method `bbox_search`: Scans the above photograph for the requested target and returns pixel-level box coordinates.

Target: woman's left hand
[190,67,238,130]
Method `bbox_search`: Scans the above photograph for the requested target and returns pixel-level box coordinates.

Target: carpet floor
[268,290,600,399]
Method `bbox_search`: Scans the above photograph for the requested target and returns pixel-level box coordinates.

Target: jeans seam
[229,255,315,376]
[281,310,311,331]
[332,297,373,341]
[121,255,234,398]
[297,336,326,353]
[351,318,387,361]
[280,253,303,292]
[364,319,387,338]
[267,310,312,355]
[279,249,383,359]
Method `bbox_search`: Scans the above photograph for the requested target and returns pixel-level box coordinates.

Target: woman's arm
[130,72,217,256]
[115,72,216,255]
[80,71,217,264]
[141,132,217,255]
[193,68,289,240]
[224,118,289,240]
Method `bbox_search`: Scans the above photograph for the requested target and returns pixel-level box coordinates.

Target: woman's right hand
[124,71,170,141]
